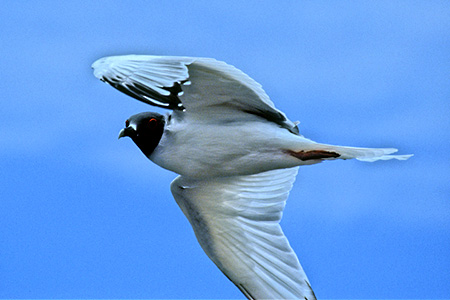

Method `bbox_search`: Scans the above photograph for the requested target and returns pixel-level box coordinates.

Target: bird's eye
[125,120,130,127]
[148,118,157,129]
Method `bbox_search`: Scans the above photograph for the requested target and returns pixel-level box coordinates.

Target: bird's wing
[92,55,299,133]
[170,167,316,300]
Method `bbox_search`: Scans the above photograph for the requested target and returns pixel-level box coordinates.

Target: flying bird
[92,55,412,299]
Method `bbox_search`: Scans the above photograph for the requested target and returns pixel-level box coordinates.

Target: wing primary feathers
[305,280,317,300]
[222,271,256,300]
[101,75,184,110]
[237,284,256,300]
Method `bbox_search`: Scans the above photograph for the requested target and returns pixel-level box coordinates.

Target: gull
[92,55,412,299]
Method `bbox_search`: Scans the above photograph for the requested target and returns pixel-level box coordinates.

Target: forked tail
[329,145,412,162]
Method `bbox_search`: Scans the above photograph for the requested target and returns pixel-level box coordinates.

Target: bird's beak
[118,129,127,139]
[118,126,135,139]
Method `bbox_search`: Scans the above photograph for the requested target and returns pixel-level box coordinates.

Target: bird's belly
[149,122,304,178]
[152,146,293,177]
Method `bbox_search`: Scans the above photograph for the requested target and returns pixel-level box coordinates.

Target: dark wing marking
[93,55,194,109]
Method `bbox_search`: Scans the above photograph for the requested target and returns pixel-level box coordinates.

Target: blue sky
[1,1,449,299]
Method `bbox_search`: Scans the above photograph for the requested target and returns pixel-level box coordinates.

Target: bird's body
[152,111,311,177]
[93,54,412,299]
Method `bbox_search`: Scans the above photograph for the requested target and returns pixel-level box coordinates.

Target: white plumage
[171,167,315,299]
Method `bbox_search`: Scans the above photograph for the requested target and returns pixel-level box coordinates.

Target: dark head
[118,112,165,157]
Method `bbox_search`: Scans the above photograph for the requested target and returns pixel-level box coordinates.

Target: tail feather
[313,144,413,162]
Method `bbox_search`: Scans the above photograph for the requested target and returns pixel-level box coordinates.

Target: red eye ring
[125,119,130,127]
[148,118,157,129]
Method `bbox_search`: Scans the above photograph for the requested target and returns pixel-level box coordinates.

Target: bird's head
[118,112,165,157]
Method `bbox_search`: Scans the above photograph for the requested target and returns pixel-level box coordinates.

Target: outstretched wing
[170,167,316,300]
[92,55,299,133]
